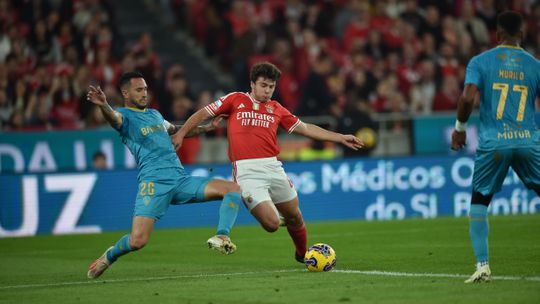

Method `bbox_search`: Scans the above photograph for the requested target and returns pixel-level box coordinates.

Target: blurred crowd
[1,0,539,137]
[0,0,211,134]
[172,0,540,134]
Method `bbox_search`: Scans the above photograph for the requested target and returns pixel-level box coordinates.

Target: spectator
[337,96,378,157]
[276,56,300,113]
[410,59,437,114]
[6,108,25,131]
[420,5,443,48]
[91,46,120,87]
[92,151,108,170]
[476,0,498,32]
[160,72,193,120]
[363,30,388,61]
[437,41,459,77]
[297,53,334,116]
[342,3,370,53]
[131,32,161,88]
[432,75,460,111]
[49,69,80,129]
[400,0,424,34]
[2,0,539,134]
[25,92,52,130]
[0,88,12,128]
[455,0,490,48]
[29,19,61,65]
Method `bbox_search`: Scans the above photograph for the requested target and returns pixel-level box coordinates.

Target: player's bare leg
[276,197,307,263]
[250,201,281,232]
[203,180,241,254]
[129,216,155,250]
[87,216,154,279]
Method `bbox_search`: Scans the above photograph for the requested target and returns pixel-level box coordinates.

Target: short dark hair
[92,151,106,161]
[118,71,144,91]
[250,62,281,83]
[497,11,523,37]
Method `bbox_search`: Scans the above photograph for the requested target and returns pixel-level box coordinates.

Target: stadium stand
[0,0,539,161]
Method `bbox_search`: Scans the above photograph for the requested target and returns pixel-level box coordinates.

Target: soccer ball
[304,243,336,272]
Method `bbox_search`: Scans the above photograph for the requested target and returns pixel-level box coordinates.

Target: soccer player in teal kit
[451,11,540,283]
[86,72,242,279]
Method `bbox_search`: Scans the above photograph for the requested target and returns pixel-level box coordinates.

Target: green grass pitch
[1,215,539,304]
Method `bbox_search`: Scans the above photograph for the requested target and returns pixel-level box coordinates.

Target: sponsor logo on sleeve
[209,100,223,112]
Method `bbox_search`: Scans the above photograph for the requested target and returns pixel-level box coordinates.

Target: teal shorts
[134,169,211,220]
[472,146,540,196]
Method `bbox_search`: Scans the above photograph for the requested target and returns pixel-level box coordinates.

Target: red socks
[286,222,307,257]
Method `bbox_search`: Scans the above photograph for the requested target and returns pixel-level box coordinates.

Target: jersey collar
[497,44,523,50]
[245,92,260,104]
[126,106,147,112]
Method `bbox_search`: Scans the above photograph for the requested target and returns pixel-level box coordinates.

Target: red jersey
[205,92,300,161]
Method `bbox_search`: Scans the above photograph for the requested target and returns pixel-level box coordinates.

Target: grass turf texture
[1,215,539,304]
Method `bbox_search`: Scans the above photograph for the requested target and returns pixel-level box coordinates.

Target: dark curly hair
[249,62,281,83]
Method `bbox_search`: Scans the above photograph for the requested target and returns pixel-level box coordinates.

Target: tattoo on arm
[185,126,206,137]
[168,124,180,135]
[99,103,122,128]
[169,124,205,137]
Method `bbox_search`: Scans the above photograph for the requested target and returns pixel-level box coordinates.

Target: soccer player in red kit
[172,62,364,263]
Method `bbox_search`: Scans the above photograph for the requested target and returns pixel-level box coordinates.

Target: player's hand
[206,114,229,131]
[451,130,466,150]
[171,133,184,150]
[340,134,364,150]
[87,85,107,106]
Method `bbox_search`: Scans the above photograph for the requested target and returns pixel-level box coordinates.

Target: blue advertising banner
[413,112,540,155]
[1,156,538,237]
[0,129,135,173]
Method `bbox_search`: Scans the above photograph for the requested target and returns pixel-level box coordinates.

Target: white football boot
[207,235,237,255]
[87,246,113,279]
[464,263,491,283]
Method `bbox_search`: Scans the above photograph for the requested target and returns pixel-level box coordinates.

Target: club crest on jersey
[265,104,274,113]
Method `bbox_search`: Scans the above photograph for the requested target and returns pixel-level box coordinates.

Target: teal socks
[216,192,240,236]
[469,204,489,263]
[106,234,133,264]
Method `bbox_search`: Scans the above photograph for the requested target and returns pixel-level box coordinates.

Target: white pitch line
[0,270,301,290]
[1,269,539,290]
[332,270,540,282]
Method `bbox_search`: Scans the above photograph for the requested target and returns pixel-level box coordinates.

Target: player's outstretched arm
[167,115,226,137]
[171,108,213,149]
[451,84,478,151]
[86,85,123,129]
[292,122,364,150]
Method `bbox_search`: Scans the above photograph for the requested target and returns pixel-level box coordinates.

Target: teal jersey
[464,45,540,150]
[115,107,184,179]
